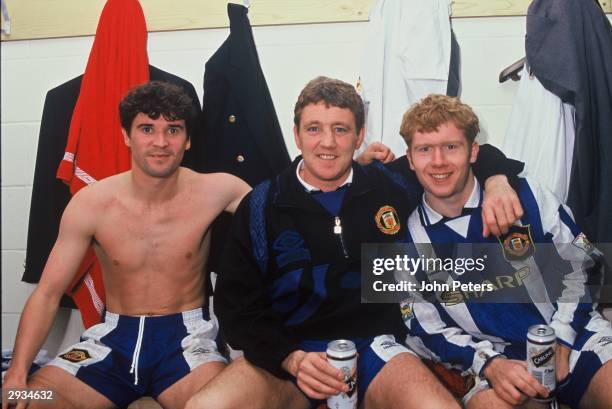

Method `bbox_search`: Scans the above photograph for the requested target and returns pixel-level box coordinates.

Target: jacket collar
[295,158,354,192]
[275,156,374,210]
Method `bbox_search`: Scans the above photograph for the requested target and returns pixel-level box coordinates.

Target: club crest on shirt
[498,225,534,261]
[400,301,414,321]
[59,348,91,363]
[375,205,400,235]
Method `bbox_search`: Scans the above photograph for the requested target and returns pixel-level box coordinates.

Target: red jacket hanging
[56,0,149,328]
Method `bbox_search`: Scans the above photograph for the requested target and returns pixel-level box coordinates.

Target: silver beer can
[326,339,357,409]
[527,324,556,402]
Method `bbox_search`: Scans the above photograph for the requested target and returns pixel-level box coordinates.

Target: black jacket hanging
[200,4,292,289]
[201,3,291,186]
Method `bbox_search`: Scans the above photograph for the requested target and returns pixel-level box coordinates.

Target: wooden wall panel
[1,0,610,42]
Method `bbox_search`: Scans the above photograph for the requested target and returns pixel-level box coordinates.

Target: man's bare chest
[93,204,212,271]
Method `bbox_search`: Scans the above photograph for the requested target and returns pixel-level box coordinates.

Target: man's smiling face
[294,102,364,192]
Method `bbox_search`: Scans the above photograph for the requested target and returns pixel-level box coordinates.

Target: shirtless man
[2,81,251,409]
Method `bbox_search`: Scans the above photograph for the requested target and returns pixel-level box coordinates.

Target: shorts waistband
[104,307,210,327]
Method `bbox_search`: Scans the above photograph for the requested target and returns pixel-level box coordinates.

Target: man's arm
[281,350,347,399]
[214,195,299,378]
[529,177,598,380]
[481,175,524,237]
[217,173,252,214]
[356,142,396,165]
[475,144,525,237]
[471,144,524,191]
[406,297,498,374]
[405,297,548,405]
[2,190,96,399]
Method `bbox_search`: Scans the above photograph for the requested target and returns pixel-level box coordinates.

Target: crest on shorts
[499,225,534,261]
[191,347,212,355]
[598,336,612,347]
[375,206,400,235]
[59,348,91,363]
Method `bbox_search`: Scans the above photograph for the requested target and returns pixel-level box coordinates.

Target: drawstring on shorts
[129,316,145,385]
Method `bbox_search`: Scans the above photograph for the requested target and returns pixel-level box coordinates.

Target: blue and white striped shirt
[401,177,597,375]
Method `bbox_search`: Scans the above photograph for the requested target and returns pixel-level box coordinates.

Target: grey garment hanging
[526,0,612,244]
[201,3,291,187]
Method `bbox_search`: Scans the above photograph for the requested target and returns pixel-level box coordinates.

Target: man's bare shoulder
[182,170,249,195]
[64,172,131,220]
[180,170,251,213]
[75,172,129,202]
[181,169,241,186]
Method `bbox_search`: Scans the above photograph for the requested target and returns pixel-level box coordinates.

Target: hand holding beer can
[326,340,357,409]
[527,325,556,402]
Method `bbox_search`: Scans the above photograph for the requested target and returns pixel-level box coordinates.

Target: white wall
[1,16,530,352]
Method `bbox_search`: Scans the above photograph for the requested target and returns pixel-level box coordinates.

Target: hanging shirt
[359,0,452,157]
[502,66,576,202]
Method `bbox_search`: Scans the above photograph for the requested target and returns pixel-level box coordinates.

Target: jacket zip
[334,216,349,258]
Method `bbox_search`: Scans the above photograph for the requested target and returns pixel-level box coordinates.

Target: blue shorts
[47,308,226,407]
[555,314,612,408]
[464,314,612,409]
[296,334,414,407]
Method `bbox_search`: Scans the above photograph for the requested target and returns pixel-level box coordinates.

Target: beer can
[326,340,357,409]
[527,325,556,402]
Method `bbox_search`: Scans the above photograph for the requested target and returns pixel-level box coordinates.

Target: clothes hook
[1,0,10,36]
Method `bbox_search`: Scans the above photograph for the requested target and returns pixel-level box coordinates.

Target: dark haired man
[2,81,251,409]
[187,77,524,409]
[118,81,199,143]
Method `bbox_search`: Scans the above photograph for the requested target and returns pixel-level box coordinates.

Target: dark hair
[400,94,480,147]
[119,81,196,138]
[294,76,364,132]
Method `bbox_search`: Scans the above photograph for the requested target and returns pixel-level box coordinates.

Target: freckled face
[407,121,479,202]
[294,102,364,191]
